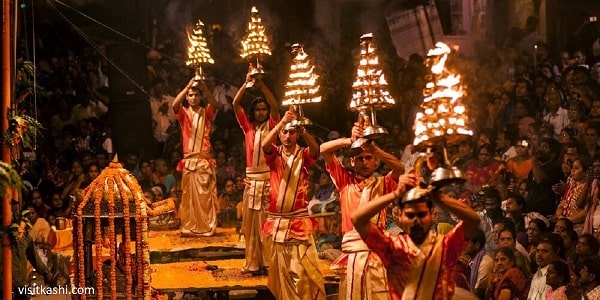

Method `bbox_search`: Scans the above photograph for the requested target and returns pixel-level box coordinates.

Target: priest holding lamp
[351,181,480,300]
[261,107,325,300]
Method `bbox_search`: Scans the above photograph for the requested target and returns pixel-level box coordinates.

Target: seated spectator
[150,184,166,202]
[143,189,156,205]
[542,86,569,139]
[485,246,530,300]
[0,208,55,295]
[70,89,108,124]
[524,138,562,216]
[544,260,570,299]
[137,159,154,191]
[26,204,51,248]
[461,228,493,298]
[95,149,110,170]
[30,189,50,219]
[81,162,100,189]
[433,204,456,234]
[506,137,534,184]
[526,219,548,252]
[309,172,339,215]
[152,158,176,195]
[60,159,86,202]
[465,144,507,193]
[578,257,600,299]
[571,234,600,271]
[50,97,76,149]
[79,150,95,170]
[528,233,564,299]
[86,117,113,159]
[497,227,532,279]
[561,228,579,264]
[555,158,591,233]
[48,192,72,220]
[504,193,528,234]
[554,217,574,234]
[217,178,240,212]
[451,139,476,173]
[527,218,550,255]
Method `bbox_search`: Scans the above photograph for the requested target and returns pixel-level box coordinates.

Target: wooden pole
[2,0,13,298]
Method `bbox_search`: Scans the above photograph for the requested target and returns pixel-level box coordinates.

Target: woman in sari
[506,137,534,184]
[59,159,86,202]
[465,143,507,193]
[555,158,591,233]
[486,246,530,300]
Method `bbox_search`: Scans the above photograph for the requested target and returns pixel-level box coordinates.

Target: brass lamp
[400,186,435,204]
[412,42,472,187]
[348,33,395,154]
[281,44,321,127]
[185,20,214,81]
[240,6,271,88]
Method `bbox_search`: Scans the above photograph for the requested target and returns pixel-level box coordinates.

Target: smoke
[163,0,210,51]
[357,5,386,36]
[163,0,186,50]
[225,3,281,56]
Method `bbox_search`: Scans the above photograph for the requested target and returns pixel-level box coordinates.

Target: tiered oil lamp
[412,42,473,187]
[186,20,214,81]
[348,33,396,154]
[281,44,321,126]
[240,6,272,88]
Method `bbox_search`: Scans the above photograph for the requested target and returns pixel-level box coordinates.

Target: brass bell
[400,186,434,204]
[289,105,312,127]
[430,166,466,187]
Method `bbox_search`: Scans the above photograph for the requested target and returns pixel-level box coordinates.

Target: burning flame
[413,42,472,147]
[240,6,272,58]
[282,44,321,105]
[185,20,214,66]
[349,33,395,110]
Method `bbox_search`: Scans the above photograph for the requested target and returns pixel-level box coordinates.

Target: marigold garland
[108,178,117,300]
[116,177,133,299]
[72,161,151,300]
[147,198,175,217]
[136,202,143,297]
[141,201,151,299]
[94,187,104,299]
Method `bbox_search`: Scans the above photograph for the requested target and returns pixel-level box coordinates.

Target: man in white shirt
[496,131,517,162]
[527,234,563,300]
[149,82,176,144]
[542,87,569,139]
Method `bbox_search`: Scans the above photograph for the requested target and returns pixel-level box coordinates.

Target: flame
[349,33,395,110]
[281,45,321,106]
[240,6,272,58]
[185,20,214,66]
[412,42,472,147]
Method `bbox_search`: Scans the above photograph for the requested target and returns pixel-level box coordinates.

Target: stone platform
[147,228,338,299]
[54,227,339,299]
[51,228,339,300]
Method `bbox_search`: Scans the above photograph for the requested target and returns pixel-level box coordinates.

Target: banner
[386,3,444,60]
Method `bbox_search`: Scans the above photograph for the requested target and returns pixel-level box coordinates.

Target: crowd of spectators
[10,10,600,300]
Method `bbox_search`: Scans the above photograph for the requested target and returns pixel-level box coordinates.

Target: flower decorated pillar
[72,160,152,299]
